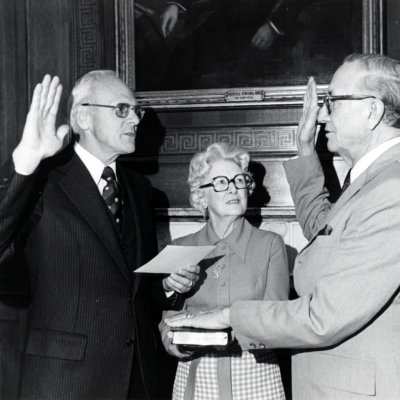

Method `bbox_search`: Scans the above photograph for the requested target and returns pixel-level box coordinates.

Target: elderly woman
[160,142,289,400]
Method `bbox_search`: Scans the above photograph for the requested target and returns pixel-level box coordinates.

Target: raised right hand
[14,75,70,169]
[297,77,320,157]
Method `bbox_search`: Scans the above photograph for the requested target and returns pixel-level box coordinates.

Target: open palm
[297,77,320,156]
[20,75,70,160]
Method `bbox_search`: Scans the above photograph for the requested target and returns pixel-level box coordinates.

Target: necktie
[101,166,123,225]
[340,169,352,195]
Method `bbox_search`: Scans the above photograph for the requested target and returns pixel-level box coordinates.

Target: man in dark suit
[0,72,198,399]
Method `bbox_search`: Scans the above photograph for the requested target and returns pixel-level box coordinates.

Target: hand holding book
[165,307,232,331]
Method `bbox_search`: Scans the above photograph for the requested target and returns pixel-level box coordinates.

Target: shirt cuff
[12,147,42,175]
[268,19,285,36]
[165,290,175,298]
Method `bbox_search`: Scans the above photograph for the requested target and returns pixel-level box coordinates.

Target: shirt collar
[198,217,252,262]
[351,137,400,183]
[74,142,117,186]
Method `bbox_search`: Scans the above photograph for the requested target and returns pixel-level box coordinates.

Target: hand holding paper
[135,245,215,294]
[135,245,215,274]
[163,265,200,294]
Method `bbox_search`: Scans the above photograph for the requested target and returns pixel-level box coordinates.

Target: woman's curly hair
[188,142,255,211]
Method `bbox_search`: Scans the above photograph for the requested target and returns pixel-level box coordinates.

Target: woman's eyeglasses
[199,174,253,192]
[81,103,145,120]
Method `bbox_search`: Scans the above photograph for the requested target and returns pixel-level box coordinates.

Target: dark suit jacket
[0,148,168,400]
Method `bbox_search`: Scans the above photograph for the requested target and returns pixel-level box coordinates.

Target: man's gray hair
[345,53,400,127]
[69,70,120,133]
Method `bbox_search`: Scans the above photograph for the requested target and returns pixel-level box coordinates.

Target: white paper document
[134,245,215,274]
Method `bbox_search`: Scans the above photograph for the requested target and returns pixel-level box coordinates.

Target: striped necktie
[101,166,123,225]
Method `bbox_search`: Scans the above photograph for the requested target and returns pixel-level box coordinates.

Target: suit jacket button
[249,343,256,349]
[125,339,134,347]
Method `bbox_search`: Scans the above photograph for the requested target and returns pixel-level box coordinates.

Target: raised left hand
[165,307,231,330]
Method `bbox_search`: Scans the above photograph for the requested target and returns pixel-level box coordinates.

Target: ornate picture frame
[115,0,383,110]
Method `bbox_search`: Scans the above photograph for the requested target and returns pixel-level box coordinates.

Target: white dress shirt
[74,143,117,194]
[351,137,400,183]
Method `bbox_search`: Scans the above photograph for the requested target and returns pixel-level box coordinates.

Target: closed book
[171,327,232,346]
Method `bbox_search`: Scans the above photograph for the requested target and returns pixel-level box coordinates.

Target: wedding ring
[185,313,193,319]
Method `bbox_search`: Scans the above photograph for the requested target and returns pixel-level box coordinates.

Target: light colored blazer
[230,144,400,400]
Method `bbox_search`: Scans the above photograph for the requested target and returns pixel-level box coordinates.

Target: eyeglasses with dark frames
[199,174,253,192]
[81,103,145,120]
[322,94,378,114]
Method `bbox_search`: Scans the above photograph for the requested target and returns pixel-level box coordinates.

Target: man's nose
[126,108,141,124]
[129,112,140,124]
[317,103,330,124]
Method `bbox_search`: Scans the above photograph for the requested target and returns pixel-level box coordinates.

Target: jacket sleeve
[230,167,400,350]
[144,182,185,311]
[284,153,333,240]
[263,233,289,301]
[0,158,39,259]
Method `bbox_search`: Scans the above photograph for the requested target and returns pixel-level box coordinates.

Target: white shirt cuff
[12,147,42,175]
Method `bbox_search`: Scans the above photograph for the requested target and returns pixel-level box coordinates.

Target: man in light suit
[166,53,400,399]
[0,72,198,399]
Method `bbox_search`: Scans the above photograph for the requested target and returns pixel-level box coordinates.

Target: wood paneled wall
[0,0,27,163]
[0,0,115,164]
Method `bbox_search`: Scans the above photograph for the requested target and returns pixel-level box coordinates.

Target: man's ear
[75,105,91,131]
[368,99,385,130]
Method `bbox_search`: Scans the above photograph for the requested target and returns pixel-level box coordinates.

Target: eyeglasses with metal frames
[322,94,378,114]
[81,103,145,120]
[199,174,253,192]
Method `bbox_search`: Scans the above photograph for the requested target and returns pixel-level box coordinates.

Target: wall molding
[161,126,297,155]
[71,0,102,82]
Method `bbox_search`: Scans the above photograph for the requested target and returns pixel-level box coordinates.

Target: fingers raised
[49,82,63,117]
[39,75,51,111]
[30,83,43,112]
[44,76,61,116]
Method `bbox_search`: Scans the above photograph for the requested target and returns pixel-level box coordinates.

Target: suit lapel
[55,153,131,283]
[117,166,145,298]
[300,143,400,253]
[326,143,400,227]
